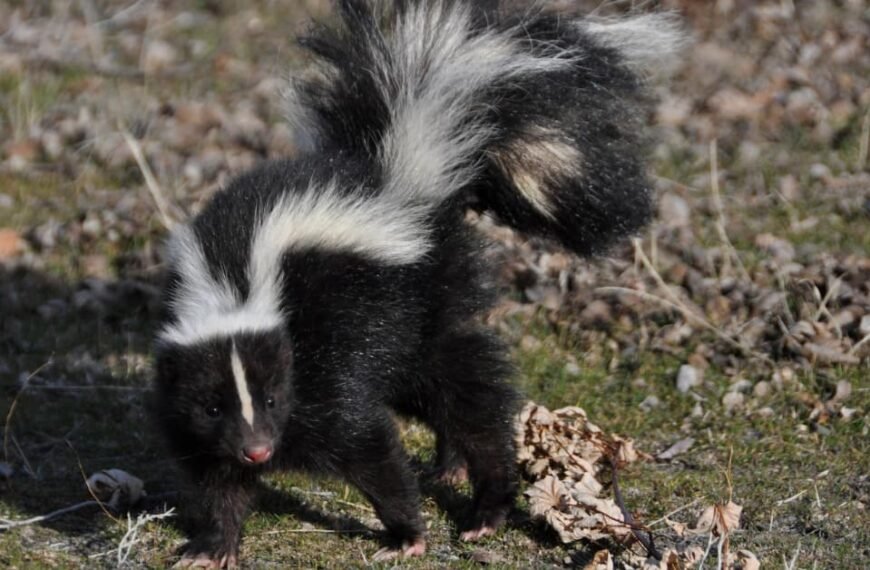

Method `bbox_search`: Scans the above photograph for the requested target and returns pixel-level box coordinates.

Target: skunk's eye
[205,405,221,418]
[266,395,276,408]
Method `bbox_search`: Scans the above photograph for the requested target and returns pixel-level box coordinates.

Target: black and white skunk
[153,1,683,566]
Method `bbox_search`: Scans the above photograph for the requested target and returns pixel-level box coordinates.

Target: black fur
[153,0,677,564]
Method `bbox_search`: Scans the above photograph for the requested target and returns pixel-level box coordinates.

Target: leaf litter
[517,402,758,569]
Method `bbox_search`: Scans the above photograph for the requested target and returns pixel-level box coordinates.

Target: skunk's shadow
[0,264,169,538]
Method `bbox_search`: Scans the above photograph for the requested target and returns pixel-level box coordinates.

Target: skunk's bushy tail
[287,0,685,255]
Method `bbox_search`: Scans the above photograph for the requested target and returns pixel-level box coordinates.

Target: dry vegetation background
[0,0,867,568]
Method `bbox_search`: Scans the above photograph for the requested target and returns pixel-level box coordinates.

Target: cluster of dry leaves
[516,402,760,570]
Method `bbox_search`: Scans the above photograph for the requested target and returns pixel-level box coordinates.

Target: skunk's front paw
[174,538,239,569]
[372,537,426,561]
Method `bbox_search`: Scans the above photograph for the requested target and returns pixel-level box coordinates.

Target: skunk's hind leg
[421,327,520,540]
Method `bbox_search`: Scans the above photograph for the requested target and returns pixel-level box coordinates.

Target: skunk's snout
[242,444,273,464]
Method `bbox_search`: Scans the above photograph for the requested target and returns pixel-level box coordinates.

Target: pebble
[639,395,660,412]
[753,381,771,398]
[722,391,744,412]
[658,193,691,227]
[676,364,701,393]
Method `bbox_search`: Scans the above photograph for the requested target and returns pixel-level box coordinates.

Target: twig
[858,109,869,172]
[610,457,660,560]
[812,277,841,324]
[10,435,36,479]
[4,360,52,463]
[66,439,119,523]
[784,541,801,570]
[597,284,771,365]
[697,532,716,569]
[116,508,176,566]
[848,333,870,357]
[648,498,703,527]
[0,500,100,530]
[775,490,806,506]
[260,528,370,536]
[119,125,179,230]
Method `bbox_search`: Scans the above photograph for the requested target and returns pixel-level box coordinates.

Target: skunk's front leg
[329,412,425,561]
[176,464,257,569]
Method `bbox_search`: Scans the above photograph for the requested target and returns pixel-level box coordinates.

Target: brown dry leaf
[526,475,567,519]
[734,549,761,570]
[583,550,613,570]
[694,500,742,537]
[518,402,645,545]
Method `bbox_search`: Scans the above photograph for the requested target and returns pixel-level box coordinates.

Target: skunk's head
[154,329,294,467]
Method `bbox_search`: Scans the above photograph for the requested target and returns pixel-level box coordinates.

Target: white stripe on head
[231,341,255,429]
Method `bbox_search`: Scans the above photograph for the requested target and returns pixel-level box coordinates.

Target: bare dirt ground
[0,1,867,568]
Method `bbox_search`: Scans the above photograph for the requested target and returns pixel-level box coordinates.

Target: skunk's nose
[242,444,273,464]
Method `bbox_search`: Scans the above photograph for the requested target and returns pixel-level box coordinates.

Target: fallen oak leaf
[693,500,742,537]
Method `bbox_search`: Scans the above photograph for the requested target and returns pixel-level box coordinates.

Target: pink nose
[242,445,272,464]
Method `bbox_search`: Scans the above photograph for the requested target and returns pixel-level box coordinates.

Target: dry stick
[66,439,120,524]
[812,277,841,324]
[3,360,52,463]
[848,333,870,356]
[119,125,178,231]
[648,498,703,528]
[609,456,660,560]
[708,140,752,284]
[858,109,870,172]
[10,435,36,479]
[0,500,102,530]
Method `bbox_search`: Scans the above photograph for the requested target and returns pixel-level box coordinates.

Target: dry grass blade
[596,283,769,364]
[119,124,180,230]
[4,360,52,464]
[0,500,101,530]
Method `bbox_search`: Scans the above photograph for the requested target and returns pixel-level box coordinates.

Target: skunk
[153,0,684,566]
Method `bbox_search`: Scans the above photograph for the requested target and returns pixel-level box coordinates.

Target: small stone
[691,403,704,418]
[0,193,13,209]
[563,362,581,377]
[676,364,701,393]
[809,163,831,179]
[658,193,691,227]
[580,300,611,325]
[520,335,542,351]
[639,395,660,412]
[40,130,64,159]
[81,214,102,238]
[859,315,870,336]
[729,378,753,393]
[753,381,771,398]
[756,407,775,418]
[722,391,744,412]
[142,40,177,73]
